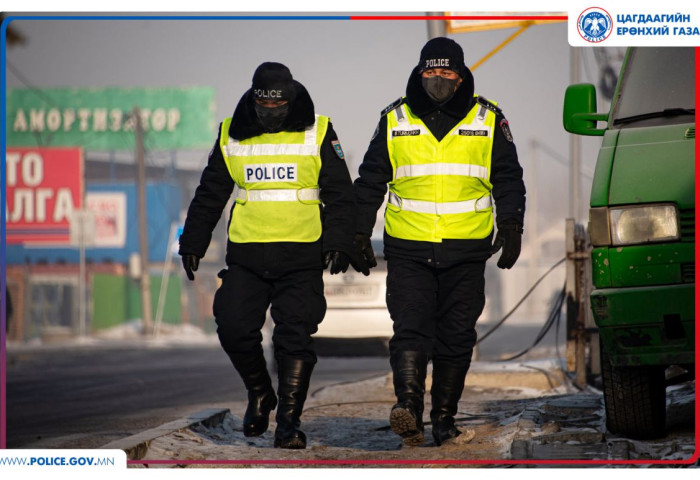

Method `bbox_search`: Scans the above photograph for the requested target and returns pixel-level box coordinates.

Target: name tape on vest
[458,129,489,137]
[392,129,421,137]
[245,163,297,182]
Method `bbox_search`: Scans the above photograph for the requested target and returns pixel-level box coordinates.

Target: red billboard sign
[5,147,83,245]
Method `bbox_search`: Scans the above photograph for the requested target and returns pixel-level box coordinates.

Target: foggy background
[4,13,625,334]
[5,14,620,236]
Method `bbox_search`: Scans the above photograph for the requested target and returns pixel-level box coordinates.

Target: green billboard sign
[6,87,216,150]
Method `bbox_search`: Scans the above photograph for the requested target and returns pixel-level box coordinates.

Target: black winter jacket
[179,82,355,277]
[354,66,526,267]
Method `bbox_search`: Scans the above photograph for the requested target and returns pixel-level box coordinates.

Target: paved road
[4,343,388,449]
[3,317,568,450]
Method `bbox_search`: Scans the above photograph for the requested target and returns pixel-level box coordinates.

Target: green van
[563,47,695,439]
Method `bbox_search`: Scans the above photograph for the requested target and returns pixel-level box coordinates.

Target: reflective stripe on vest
[220,115,328,243]
[224,124,320,157]
[394,162,489,180]
[385,98,496,243]
[233,185,320,203]
[388,191,492,215]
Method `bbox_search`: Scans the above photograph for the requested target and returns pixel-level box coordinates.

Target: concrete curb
[101,408,229,460]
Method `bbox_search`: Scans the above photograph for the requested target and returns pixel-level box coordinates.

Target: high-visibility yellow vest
[385,96,496,242]
[220,115,328,243]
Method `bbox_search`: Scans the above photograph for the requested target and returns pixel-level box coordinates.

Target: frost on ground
[140,373,568,466]
[137,370,696,467]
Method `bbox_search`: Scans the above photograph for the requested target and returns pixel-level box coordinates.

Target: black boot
[274,358,314,449]
[228,352,278,437]
[430,359,469,446]
[389,351,428,446]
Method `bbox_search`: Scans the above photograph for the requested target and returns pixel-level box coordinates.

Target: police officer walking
[353,38,526,446]
[179,62,356,449]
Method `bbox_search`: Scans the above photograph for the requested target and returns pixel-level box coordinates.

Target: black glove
[323,250,351,275]
[490,219,523,269]
[181,254,200,281]
[352,233,377,276]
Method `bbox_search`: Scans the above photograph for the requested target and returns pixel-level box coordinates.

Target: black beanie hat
[418,37,467,78]
[251,62,296,102]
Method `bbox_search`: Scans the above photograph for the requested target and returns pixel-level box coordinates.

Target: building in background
[4,87,217,342]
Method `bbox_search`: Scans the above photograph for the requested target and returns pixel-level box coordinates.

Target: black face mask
[421,76,459,104]
[255,103,289,132]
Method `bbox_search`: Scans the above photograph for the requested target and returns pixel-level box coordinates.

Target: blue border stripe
[1,12,8,451]
[6,15,352,21]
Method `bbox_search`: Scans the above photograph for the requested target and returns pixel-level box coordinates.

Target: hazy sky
[5,13,612,236]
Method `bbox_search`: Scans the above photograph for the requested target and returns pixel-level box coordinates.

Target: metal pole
[79,213,86,338]
[569,47,582,222]
[133,107,153,334]
[565,219,577,373]
[525,140,539,315]
[426,12,446,39]
[154,222,177,337]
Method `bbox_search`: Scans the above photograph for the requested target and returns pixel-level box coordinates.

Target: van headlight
[589,204,679,247]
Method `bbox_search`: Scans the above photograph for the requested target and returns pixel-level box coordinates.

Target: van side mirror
[563,83,607,136]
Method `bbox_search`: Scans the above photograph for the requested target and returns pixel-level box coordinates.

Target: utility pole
[133,106,153,334]
[565,219,590,387]
[526,139,539,315]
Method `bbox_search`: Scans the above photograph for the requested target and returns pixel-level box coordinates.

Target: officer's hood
[404,65,475,118]
[228,79,316,141]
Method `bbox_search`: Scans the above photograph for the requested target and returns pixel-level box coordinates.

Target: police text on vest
[245,164,297,182]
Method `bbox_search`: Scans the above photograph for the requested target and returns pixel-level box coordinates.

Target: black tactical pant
[386,257,486,364]
[214,264,326,364]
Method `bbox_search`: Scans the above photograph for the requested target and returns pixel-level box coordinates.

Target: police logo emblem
[500,119,513,143]
[331,140,345,160]
[577,7,613,43]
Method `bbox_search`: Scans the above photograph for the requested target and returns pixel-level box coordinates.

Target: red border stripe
[351,15,568,21]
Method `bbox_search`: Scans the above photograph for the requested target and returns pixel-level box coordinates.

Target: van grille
[681,263,695,283]
[685,127,695,139]
[679,208,694,242]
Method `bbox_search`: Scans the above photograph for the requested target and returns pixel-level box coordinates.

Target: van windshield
[611,47,695,127]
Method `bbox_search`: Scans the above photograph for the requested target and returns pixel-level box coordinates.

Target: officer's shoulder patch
[476,95,502,115]
[499,118,514,143]
[381,97,405,117]
[331,139,345,160]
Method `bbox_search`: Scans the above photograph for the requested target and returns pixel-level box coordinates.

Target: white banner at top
[568,3,700,46]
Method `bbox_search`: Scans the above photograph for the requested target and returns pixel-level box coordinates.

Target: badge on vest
[499,119,514,142]
[331,140,345,160]
[458,129,489,137]
[244,163,297,182]
[392,129,421,137]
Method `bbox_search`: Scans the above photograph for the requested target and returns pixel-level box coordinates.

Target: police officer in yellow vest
[179,62,356,449]
[354,38,526,446]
